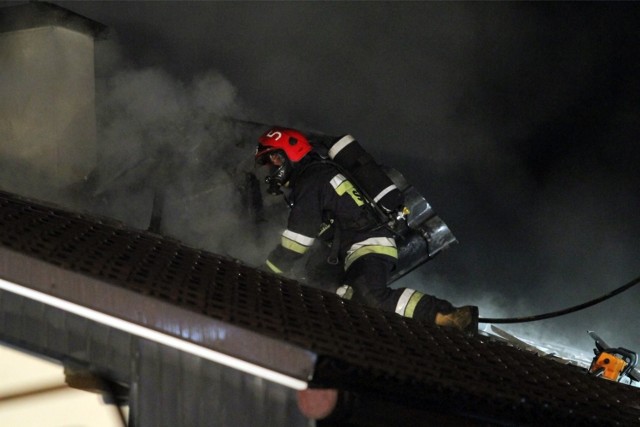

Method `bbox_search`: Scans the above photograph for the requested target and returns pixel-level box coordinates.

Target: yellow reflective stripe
[345,237,398,270]
[395,289,415,315]
[395,289,424,318]
[281,235,310,254]
[280,229,314,254]
[265,260,282,274]
[344,245,398,270]
[330,174,365,207]
[348,237,396,253]
[330,174,347,189]
[404,292,424,318]
[282,229,315,246]
[336,285,354,300]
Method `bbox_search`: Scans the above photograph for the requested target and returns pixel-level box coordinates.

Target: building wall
[0,25,97,195]
[0,290,309,427]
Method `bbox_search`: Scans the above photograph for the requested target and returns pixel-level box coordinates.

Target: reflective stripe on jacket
[266,160,397,275]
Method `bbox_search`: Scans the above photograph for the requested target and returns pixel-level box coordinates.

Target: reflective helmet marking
[266,130,282,141]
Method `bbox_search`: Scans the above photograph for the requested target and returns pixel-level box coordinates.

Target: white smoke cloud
[86,41,286,266]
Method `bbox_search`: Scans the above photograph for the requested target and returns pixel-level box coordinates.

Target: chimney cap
[0,1,108,38]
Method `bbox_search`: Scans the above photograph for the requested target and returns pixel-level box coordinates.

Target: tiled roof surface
[1,190,639,426]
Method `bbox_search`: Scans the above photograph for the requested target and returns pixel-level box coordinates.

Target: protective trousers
[342,255,457,323]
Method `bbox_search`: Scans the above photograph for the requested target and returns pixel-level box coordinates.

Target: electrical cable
[479,274,640,324]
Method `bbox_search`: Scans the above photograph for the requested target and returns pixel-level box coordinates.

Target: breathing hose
[479,274,640,324]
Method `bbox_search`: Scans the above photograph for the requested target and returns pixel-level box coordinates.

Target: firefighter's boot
[435,306,479,334]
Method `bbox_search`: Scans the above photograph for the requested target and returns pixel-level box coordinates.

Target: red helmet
[255,127,312,164]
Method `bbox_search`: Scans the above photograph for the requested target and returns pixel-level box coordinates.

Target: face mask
[265,161,292,195]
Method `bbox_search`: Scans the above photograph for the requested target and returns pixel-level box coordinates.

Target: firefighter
[255,127,478,333]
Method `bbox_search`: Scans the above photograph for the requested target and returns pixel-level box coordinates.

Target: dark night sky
[18,1,640,355]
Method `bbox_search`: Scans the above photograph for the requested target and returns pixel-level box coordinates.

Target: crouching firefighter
[255,127,478,333]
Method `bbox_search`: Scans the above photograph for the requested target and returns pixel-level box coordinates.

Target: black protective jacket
[265,158,397,276]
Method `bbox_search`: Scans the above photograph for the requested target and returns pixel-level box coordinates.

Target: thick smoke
[7,1,640,359]
[84,39,287,266]
[387,4,640,355]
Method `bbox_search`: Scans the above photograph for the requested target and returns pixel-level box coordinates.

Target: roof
[0,189,639,426]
